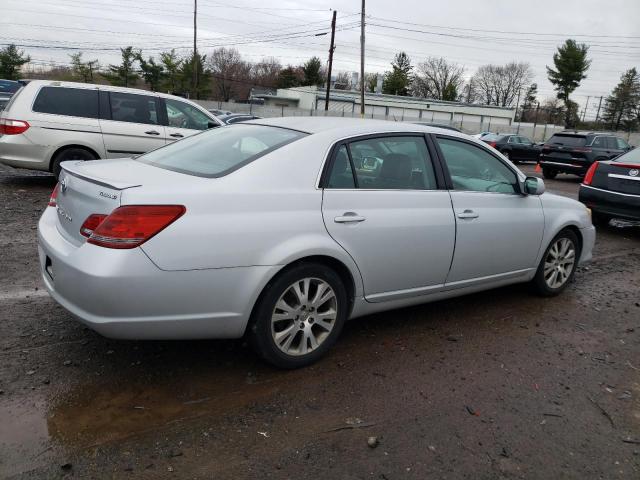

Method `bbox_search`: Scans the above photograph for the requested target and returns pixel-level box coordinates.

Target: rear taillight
[487,141,497,148]
[80,214,107,237]
[48,183,60,207]
[583,162,599,185]
[0,118,30,135]
[86,205,185,249]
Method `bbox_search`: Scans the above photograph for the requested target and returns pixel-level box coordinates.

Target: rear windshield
[136,124,307,177]
[482,134,505,142]
[547,134,587,147]
[614,147,640,164]
[0,80,21,95]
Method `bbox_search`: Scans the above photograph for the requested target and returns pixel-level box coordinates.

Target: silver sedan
[38,118,595,368]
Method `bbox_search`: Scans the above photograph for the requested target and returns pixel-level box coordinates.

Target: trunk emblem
[60,177,68,193]
[630,169,639,177]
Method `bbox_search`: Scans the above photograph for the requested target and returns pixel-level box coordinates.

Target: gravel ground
[0,163,638,479]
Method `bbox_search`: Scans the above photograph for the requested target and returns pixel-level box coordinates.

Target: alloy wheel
[543,238,576,289]
[270,278,338,356]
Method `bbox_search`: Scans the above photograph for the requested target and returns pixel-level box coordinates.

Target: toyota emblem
[629,169,639,177]
[60,177,68,193]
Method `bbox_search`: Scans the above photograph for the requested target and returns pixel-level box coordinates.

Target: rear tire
[542,167,557,179]
[248,263,348,369]
[532,230,580,297]
[51,147,97,178]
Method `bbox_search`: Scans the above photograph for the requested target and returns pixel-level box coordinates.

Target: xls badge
[56,206,72,222]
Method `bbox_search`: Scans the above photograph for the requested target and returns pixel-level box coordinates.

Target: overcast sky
[2,0,639,119]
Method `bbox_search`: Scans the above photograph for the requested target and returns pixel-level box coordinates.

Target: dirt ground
[0,163,639,479]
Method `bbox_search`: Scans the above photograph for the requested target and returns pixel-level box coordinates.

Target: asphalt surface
[0,163,639,479]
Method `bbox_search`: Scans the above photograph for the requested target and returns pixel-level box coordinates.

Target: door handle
[334,212,366,223]
[170,133,184,138]
[457,209,479,219]
[145,130,160,135]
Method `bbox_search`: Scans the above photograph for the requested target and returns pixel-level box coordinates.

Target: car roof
[246,116,471,139]
[555,130,615,137]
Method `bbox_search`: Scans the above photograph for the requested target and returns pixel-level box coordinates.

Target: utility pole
[465,80,472,103]
[515,87,522,134]
[581,96,590,123]
[360,0,365,117]
[324,10,337,111]
[192,0,198,99]
[595,96,603,125]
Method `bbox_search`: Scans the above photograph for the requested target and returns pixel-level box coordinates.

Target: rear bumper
[538,158,589,175]
[579,184,640,221]
[37,207,279,339]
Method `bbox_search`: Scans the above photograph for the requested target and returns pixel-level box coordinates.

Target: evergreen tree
[277,66,300,89]
[302,56,323,86]
[137,54,165,92]
[602,68,640,131]
[382,52,412,96]
[159,50,183,94]
[0,44,30,80]
[103,47,139,87]
[546,39,591,128]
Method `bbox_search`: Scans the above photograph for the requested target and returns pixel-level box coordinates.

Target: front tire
[532,230,580,296]
[51,147,97,178]
[248,263,348,369]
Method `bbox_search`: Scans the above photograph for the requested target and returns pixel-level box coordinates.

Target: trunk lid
[541,134,591,166]
[590,161,640,195]
[55,158,194,246]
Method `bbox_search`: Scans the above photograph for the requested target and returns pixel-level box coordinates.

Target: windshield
[136,124,307,177]
[614,147,640,164]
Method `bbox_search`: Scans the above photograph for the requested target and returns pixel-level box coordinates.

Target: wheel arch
[48,144,101,172]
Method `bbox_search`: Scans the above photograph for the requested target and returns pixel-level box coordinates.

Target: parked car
[410,122,462,132]
[538,131,633,179]
[0,97,9,111]
[472,131,493,139]
[208,108,233,116]
[0,80,222,177]
[481,133,541,163]
[0,79,22,97]
[578,147,640,225]
[38,118,594,368]
[216,113,261,125]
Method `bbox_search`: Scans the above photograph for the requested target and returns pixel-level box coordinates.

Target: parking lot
[0,163,638,479]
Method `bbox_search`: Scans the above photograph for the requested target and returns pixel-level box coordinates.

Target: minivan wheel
[542,167,557,179]
[51,148,97,178]
[532,230,580,296]
[249,263,347,369]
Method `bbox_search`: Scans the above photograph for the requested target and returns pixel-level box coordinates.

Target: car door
[518,136,537,161]
[434,136,544,286]
[321,135,456,302]
[162,97,219,142]
[506,135,522,160]
[607,137,625,159]
[99,91,166,158]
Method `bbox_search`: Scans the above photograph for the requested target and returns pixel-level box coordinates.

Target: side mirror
[523,176,545,195]
[207,121,219,129]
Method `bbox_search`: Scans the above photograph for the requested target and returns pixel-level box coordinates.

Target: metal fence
[196,100,640,145]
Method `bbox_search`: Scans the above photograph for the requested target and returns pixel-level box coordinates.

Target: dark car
[216,113,261,125]
[0,97,9,111]
[480,133,540,163]
[411,121,462,132]
[0,79,22,97]
[538,131,632,179]
[579,148,640,225]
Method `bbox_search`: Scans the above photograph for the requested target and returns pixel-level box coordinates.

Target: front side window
[615,137,630,150]
[109,92,159,125]
[437,137,518,194]
[33,87,99,119]
[165,98,213,130]
[340,136,437,190]
[519,136,533,145]
[136,124,306,177]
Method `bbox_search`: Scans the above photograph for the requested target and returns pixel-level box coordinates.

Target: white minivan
[0,80,222,176]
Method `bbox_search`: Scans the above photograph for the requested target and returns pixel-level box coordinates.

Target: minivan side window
[33,87,99,119]
[436,137,518,194]
[615,137,629,150]
[109,92,159,125]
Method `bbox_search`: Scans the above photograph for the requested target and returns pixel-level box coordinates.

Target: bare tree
[412,57,465,101]
[471,62,533,107]
[252,57,282,87]
[208,47,251,101]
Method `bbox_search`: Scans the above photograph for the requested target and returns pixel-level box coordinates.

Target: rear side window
[33,87,99,119]
[616,138,630,149]
[547,134,586,147]
[109,92,159,125]
[136,124,306,177]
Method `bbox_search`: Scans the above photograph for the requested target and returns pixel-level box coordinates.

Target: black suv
[538,131,633,179]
